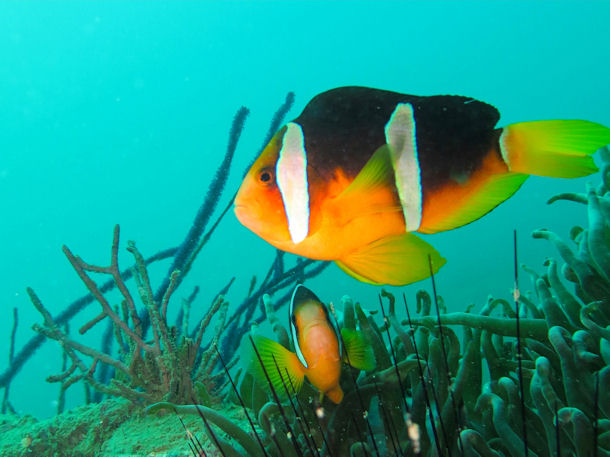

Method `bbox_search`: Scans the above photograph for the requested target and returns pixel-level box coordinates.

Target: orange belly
[271,183,406,261]
[300,322,342,393]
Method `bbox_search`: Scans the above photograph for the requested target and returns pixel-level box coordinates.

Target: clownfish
[235,86,610,285]
[240,284,374,404]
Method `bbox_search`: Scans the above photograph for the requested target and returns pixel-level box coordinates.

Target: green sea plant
[149,148,610,456]
[29,224,231,405]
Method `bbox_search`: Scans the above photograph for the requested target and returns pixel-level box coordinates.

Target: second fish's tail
[499,119,610,178]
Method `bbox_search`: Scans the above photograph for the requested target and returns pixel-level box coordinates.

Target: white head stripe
[276,122,310,244]
[289,285,308,368]
[384,103,422,232]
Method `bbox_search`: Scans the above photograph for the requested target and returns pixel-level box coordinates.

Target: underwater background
[0,0,609,430]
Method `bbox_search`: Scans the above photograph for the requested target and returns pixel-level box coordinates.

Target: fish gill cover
[0,1,609,456]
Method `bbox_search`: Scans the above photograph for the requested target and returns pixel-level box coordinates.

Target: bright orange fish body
[241,285,374,404]
[235,117,404,261]
[292,298,343,402]
[236,86,610,285]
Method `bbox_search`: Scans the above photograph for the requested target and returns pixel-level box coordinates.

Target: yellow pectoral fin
[335,232,446,286]
[341,328,375,371]
[333,145,403,222]
[240,334,305,397]
[340,145,394,197]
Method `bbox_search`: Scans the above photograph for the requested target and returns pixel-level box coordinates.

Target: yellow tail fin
[499,120,610,178]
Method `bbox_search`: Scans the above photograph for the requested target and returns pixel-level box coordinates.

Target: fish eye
[258,168,274,185]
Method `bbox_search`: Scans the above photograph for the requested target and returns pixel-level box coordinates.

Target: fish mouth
[233,204,264,236]
[234,201,292,246]
[233,204,249,225]
[234,205,287,245]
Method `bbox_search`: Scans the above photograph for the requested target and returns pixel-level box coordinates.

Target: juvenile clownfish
[240,284,375,404]
[235,86,610,286]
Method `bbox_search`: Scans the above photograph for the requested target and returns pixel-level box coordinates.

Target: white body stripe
[276,122,310,244]
[384,103,422,232]
[498,128,511,168]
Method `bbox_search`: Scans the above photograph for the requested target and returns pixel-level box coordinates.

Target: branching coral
[29,227,326,408]
[0,92,298,396]
[1,308,18,414]
[30,224,230,405]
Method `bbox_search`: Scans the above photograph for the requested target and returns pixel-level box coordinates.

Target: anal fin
[335,232,446,286]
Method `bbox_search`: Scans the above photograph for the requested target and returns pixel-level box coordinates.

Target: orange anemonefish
[240,284,375,404]
[235,86,610,285]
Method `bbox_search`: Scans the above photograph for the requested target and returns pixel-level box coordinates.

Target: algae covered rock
[0,399,132,456]
[0,397,251,457]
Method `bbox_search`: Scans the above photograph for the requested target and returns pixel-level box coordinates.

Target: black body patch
[294,86,502,193]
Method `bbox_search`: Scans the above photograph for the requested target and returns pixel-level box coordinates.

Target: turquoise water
[0,0,608,419]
